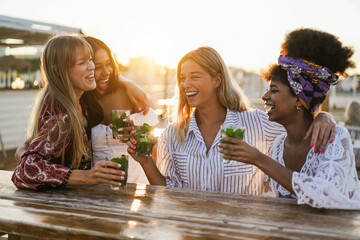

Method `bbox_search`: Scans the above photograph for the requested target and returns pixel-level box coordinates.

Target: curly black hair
[262,28,356,93]
[281,28,355,75]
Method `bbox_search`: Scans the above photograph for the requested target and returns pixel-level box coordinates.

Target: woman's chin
[95,87,107,96]
[267,112,276,122]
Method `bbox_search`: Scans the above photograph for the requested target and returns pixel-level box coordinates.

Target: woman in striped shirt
[128,46,336,195]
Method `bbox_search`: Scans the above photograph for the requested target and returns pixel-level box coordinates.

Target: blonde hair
[174,46,249,143]
[28,34,92,168]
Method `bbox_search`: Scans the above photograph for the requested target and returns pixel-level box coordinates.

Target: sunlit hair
[174,46,249,144]
[28,34,93,168]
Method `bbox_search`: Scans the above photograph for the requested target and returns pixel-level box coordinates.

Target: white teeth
[264,103,274,111]
[186,92,197,96]
[86,74,94,79]
[99,79,109,83]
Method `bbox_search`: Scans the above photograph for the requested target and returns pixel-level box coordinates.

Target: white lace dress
[270,125,360,209]
[91,124,149,185]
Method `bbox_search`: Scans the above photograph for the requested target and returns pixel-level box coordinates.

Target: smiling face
[68,45,96,97]
[262,78,299,125]
[94,48,114,95]
[179,59,221,109]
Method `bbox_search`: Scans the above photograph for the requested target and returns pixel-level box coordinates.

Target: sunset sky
[1,0,360,73]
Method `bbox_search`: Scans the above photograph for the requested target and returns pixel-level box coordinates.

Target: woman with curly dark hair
[219,28,360,209]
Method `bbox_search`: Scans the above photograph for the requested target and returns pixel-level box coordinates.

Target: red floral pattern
[11,97,91,190]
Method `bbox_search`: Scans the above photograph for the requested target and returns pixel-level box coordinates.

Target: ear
[296,99,302,109]
[214,73,222,88]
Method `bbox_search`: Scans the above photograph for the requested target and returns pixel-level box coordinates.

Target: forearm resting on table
[67,170,91,186]
[255,155,295,194]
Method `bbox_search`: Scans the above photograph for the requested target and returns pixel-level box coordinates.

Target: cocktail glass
[134,123,153,157]
[111,110,131,139]
[220,124,245,162]
[108,154,129,190]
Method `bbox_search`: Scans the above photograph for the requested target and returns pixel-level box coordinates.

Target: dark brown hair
[81,36,122,128]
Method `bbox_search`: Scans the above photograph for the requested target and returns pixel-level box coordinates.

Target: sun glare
[95,6,182,68]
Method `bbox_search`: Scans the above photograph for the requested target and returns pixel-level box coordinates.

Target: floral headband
[278,55,339,114]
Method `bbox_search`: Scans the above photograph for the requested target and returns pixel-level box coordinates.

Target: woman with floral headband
[220,28,360,208]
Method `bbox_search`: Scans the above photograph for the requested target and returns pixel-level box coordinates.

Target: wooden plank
[1,170,360,239]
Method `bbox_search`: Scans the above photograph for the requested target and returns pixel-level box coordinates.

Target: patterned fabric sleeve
[11,114,71,190]
[156,125,183,188]
[257,110,285,149]
[292,126,360,209]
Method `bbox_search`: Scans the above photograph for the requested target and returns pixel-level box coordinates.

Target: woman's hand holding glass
[127,137,152,165]
[219,137,263,165]
[126,132,156,167]
[110,118,136,143]
[84,161,125,186]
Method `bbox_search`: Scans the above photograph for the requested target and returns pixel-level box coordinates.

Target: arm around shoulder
[118,76,149,114]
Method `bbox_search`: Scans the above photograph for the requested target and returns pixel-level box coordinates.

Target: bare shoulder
[113,87,130,100]
[107,87,134,111]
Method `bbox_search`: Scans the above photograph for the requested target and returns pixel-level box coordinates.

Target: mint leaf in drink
[134,123,153,156]
[120,154,127,161]
[225,128,235,137]
[112,113,118,124]
[110,155,128,187]
[112,112,130,135]
[137,123,151,135]
[234,128,244,140]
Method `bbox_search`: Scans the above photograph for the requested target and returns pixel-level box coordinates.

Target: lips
[185,91,198,99]
[85,74,95,81]
[97,79,109,90]
[264,102,275,115]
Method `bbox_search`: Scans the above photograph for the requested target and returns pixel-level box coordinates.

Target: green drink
[220,124,245,162]
[111,110,130,139]
[134,123,154,157]
[110,154,129,190]
[221,125,245,140]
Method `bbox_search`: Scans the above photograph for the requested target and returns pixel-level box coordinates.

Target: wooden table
[1,170,360,240]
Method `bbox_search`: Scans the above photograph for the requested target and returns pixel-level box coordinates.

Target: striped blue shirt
[156,109,285,195]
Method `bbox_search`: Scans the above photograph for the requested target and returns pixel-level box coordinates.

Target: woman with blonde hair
[128,46,335,194]
[12,34,125,190]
